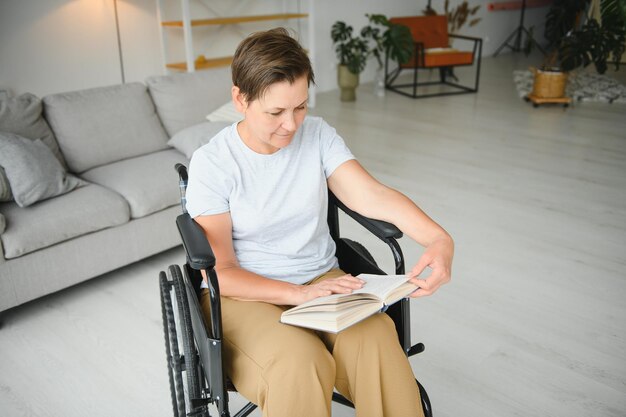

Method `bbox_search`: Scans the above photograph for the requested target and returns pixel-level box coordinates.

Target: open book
[280,274,418,333]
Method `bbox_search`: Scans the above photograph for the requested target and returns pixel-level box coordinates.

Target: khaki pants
[201,269,424,417]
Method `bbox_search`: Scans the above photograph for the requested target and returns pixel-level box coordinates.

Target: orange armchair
[386,15,483,99]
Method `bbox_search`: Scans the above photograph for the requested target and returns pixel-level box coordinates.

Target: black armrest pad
[330,194,403,240]
[176,214,216,270]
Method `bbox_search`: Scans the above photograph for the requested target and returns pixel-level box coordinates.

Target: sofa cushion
[0,93,67,201]
[0,183,130,259]
[81,149,188,219]
[0,212,5,235]
[167,121,231,158]
[43,83,170,173]
[0,132,84,207]
[146,67,232,137]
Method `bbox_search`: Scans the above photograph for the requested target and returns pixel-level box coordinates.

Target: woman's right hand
[290,274,364,305]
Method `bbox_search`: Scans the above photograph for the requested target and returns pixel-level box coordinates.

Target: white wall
[0,0,162,97]
[116,0,165,85]
[0,0,549,97]
[0,0,120,97]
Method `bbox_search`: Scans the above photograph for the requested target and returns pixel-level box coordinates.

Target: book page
[280,302,383,333]
[383,281,419,305]
[283,275,414,316]
[280,274,418,333]
[280,274,417,330]
[283,292,380,315]
[353,274,414,300]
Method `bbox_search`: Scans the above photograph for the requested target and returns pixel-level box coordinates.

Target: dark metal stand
[493,0,546,57]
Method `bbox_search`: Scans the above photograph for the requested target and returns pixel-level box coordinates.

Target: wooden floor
[1,53,625,417]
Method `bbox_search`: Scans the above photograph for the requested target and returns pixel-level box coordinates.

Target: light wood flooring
[1,53,625,417]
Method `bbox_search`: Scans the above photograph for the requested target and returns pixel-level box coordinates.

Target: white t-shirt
[186,116,355,284]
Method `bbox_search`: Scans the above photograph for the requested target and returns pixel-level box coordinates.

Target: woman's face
[233,76,309,155]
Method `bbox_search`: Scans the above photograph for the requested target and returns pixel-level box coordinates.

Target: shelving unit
[165,55,233,71]
[156,0,315,105]
[156,2,312,72]
[161,13,308,71]
[161,13,308,27]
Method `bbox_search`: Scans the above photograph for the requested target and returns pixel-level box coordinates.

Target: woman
[186,28,454,417]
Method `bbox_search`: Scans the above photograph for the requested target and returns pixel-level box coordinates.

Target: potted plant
[361,14,414,97]
[331,15,413,101]
[331,21,369,101]
[528,0,626,102]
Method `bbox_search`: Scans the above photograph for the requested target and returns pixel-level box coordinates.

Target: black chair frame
[385,34,483,99]
[159,164,432,417]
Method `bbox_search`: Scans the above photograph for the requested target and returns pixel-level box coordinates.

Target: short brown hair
[231,27,314,102]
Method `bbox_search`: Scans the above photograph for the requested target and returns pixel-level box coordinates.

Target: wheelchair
[159,164,433,417]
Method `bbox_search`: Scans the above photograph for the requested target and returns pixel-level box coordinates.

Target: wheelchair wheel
[160,271,185,417]
[160,266,203,417]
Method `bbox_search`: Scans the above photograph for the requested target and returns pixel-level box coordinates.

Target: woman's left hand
[408,235,454,297]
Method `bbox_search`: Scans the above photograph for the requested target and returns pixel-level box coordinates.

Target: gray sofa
[0,67,232,312]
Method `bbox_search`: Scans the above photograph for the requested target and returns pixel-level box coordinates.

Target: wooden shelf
[166,55,234,71]
[162,13,308,27]
[166,47,309,71]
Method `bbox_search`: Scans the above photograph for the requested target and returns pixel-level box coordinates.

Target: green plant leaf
[544,0,590,47]
[331,21,352,43]
[538,0,625,72]
[367,14,390,27]
[384,24,414,64]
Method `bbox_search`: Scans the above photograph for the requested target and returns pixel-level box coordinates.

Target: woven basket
[531,67,568,99]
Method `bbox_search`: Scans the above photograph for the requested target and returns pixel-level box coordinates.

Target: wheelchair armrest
[330,193,403,240]
[176,213,216,270]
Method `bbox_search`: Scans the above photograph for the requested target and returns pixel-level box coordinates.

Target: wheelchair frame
[159,164,433,417]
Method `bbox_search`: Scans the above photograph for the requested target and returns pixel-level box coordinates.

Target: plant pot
[531,67,568,99]
[337,65,359,101]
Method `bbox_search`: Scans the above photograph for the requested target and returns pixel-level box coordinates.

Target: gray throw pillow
[1,92,68,202]
[167,121,231,159]
[0,131,84,207]
[0,166,11,201]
